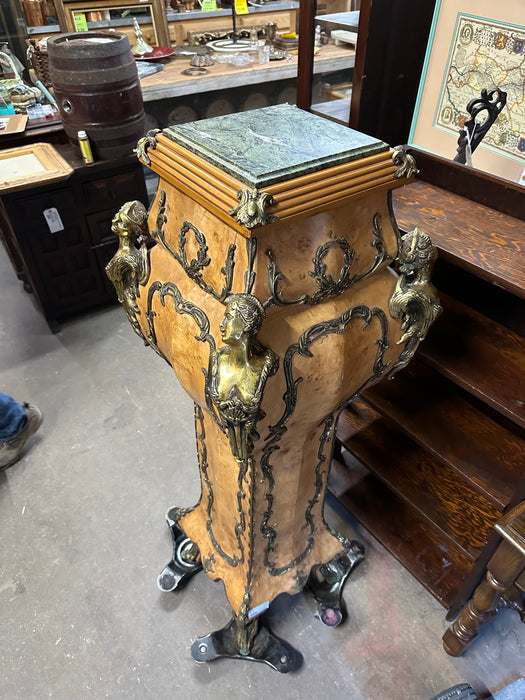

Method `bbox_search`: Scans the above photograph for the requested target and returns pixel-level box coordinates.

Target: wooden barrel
[47,31,145,160]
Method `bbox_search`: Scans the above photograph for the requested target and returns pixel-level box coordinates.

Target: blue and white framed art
[409,0,525,185]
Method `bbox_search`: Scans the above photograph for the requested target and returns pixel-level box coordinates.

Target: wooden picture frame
[408,0,525,185]
[54,0,170,48]
[0,114,28,135]
[0,142,73,193]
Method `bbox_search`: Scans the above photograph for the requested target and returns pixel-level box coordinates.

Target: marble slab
[163,104,388,188]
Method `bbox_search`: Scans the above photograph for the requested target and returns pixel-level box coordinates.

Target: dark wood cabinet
[331,178,525,616]
[0,146,147,332]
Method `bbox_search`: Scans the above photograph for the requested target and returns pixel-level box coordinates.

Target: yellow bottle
[78,130,94,164]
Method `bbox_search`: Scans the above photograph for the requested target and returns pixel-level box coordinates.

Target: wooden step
[419,292,525,430]
[336,401,501,560]
[392,180,525,300]
[362,361,525,509]
[329,457,474,608]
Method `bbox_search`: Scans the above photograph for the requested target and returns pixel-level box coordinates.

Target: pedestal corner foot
[190,617,303,673]
[307,540,365,627]
[157,506,202,592]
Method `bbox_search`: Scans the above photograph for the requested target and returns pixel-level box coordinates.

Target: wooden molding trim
[410,148,525,222]
[144,135,409,235]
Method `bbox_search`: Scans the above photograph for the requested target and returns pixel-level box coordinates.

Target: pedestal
[106,104,441,670]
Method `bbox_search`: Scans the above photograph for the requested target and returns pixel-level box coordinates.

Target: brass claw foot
[307,541,365,626]
[157,507,202,592]
[191,617,303,673]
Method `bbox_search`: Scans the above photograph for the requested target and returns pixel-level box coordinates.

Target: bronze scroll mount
[105,200,153,341]
[134,129,161,166]
[389,227,442,375]
[392,146,420,179]
[229,189,279,229]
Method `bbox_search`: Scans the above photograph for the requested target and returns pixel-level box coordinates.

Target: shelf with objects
[0,42,65,147]
[139,40,355,127]
[23,1,299,59]
[22,1,298,69]
[20,1,361,128]
[22,1,295,128]
[297,0,525,647]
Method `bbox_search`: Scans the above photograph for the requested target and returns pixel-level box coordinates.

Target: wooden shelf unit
[331,179,525,613]
[25,4,299,51]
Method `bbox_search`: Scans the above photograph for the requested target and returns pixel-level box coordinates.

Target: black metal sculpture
[454,88,507,165]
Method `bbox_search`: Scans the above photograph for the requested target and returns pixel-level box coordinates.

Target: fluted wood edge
[140,134,410,236]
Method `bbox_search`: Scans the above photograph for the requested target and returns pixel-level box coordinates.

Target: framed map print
[409,0,525,185]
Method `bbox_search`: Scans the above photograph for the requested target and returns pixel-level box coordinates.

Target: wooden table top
[140,44,355,102]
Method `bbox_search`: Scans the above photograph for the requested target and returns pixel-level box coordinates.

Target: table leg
[443,541,525,656]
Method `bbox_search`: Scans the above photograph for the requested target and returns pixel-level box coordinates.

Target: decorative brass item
[131,17,154,56]
[207,294,278,461]
[228,188,278,229]
[189,51,214,68]
[105,200,152,340]
[134,129,161,166]
[392,146,420,179]
[187,24,266,46]
[389,227,442,374]
[151,191,237,303]
[265,212,388,307]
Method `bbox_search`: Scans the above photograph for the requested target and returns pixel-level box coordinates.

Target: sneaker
[430,684,480,700]
[0,403,43,471]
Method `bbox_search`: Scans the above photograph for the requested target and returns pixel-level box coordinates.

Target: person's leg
[0,395,43,470]
[0,392,27,440]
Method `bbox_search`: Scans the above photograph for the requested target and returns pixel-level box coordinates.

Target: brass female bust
[208,293,278,461]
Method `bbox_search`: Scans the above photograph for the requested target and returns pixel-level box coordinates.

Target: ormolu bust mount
[106,106,441,672]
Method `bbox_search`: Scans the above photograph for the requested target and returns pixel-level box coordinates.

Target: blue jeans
[0,392,27,440]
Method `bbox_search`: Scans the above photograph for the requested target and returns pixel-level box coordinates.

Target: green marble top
[163,104,388,188]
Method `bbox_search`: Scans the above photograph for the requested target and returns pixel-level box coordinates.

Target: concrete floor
[1,242,524,700]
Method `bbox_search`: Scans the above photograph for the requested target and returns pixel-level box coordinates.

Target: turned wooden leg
[443,572,503,656]
[443,540,525,656]
[500,584,525,621]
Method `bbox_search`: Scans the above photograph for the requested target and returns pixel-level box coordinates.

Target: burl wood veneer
[106,105,441,670]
